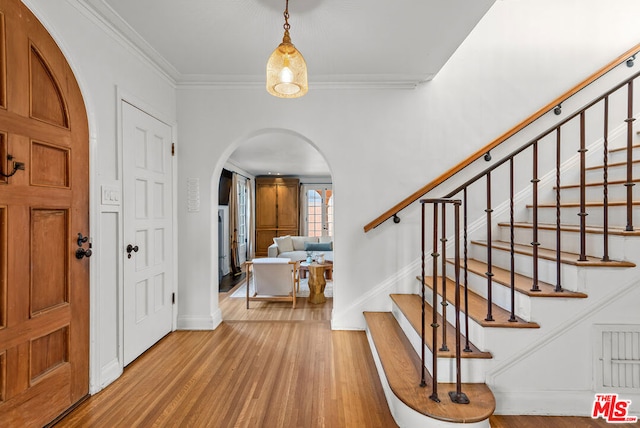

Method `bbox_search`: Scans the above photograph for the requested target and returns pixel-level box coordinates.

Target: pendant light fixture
[266,0,308,98]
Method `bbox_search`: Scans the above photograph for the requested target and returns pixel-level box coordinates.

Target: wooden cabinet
[255,177,299,256]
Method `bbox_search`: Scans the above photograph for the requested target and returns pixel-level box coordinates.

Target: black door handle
[75,248,93,259]
[126,244,139,259]
[75,232,93,259]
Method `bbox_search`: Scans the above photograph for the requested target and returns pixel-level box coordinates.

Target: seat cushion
[277,251,308,262]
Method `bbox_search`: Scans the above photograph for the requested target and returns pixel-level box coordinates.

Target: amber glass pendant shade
[266,30,308,98]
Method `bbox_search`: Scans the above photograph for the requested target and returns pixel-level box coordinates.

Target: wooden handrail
[363,42,640,233]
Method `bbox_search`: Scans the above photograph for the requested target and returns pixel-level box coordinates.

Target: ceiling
[83,0,495,177]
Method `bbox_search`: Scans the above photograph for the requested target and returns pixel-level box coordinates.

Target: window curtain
[300,184,309,235]
[229,173,241,276]
[247,177,255,260]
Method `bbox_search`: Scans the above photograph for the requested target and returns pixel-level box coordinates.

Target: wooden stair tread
[390,294,492,359]
[446,258,587,298]
[556,178,640,190]
[529,200,640,208]
[420,276,540,328]
[585,158,640,171]
[497,221,640,237]
[609,143,640,153]
[473,240,636,267]
[364,312,495,423]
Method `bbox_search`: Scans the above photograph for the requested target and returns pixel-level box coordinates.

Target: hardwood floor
[55,284,639,427]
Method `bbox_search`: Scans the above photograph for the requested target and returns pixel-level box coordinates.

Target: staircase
[363,67,640,426]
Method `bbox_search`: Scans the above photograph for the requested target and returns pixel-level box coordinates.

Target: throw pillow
[274,235,294,253]
[304,242,332,251]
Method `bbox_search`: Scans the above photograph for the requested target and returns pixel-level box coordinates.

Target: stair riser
[445,263,533,321]
[469,244,580,291]
[423,284,488,349]
[607,146,640,163]
[391,302,488,383]
[528,204,639,228]
[585,164,639,183]
[499,225,628,260]
[554,183,634,204]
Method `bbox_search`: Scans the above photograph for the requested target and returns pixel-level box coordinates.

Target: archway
[212,128,334,320]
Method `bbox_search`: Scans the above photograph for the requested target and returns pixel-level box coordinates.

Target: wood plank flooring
[53,282,639,427]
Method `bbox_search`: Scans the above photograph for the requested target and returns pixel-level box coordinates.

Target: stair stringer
[483,272,640,417]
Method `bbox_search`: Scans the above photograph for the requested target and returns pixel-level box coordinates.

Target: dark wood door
[0,0,90,426]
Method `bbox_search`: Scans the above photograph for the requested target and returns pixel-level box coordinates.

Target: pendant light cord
[283,0,290,31]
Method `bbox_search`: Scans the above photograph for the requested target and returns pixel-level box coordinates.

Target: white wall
[24,0,177,393]
[176,0,640,330]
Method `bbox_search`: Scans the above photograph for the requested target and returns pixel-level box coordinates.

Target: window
[305,186,333,237]
[237,179,247,258]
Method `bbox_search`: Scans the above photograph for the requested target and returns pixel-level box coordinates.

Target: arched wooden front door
[0,0,90,425]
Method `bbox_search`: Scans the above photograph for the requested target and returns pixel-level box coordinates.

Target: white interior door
[122,101,174,365]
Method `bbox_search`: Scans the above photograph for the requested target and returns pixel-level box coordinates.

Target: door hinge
[172,292,175,304]
[171,143,175,156]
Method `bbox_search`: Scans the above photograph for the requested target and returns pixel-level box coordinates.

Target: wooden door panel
[276,183,299,230]
[29,46,68,128]
[30,141,70,188]
[0,0,89,425]
[256,230,277,257]
[30,326,68,381]
[30,208,68,313]
[255,183,277,228]
[0,205,6,328]
[0,11,5,110]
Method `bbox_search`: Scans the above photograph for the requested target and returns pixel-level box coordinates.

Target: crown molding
[73,0,180,84]
[177,73,434,90]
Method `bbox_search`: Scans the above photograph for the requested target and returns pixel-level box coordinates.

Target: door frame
[115,88,179,371]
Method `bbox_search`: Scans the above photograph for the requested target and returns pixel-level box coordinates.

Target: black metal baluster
[485,172,494,321]
[440,203,449,352]
[509,158,517,321]
[625,81,635,232]
[603,96,610,261]
[531,141,541,291]
[578,112,589,261]
[449,200,469,404]
[430,203,440,403]
[555,128,563,292]
[463,189,472,352]
[420,202,427,388]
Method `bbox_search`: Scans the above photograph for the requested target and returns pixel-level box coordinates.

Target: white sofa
[267,235,333,262]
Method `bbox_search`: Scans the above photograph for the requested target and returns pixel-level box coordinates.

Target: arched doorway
[215,129,334,320]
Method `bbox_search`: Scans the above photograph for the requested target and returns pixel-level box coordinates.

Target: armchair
[246,258,299,309]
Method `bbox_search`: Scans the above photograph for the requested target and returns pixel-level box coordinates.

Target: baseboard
[177,310,222,330]
[493,389,640,417]
[96,358,123,393]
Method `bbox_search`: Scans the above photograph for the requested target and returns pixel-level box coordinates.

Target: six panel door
[122,101,173,366]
